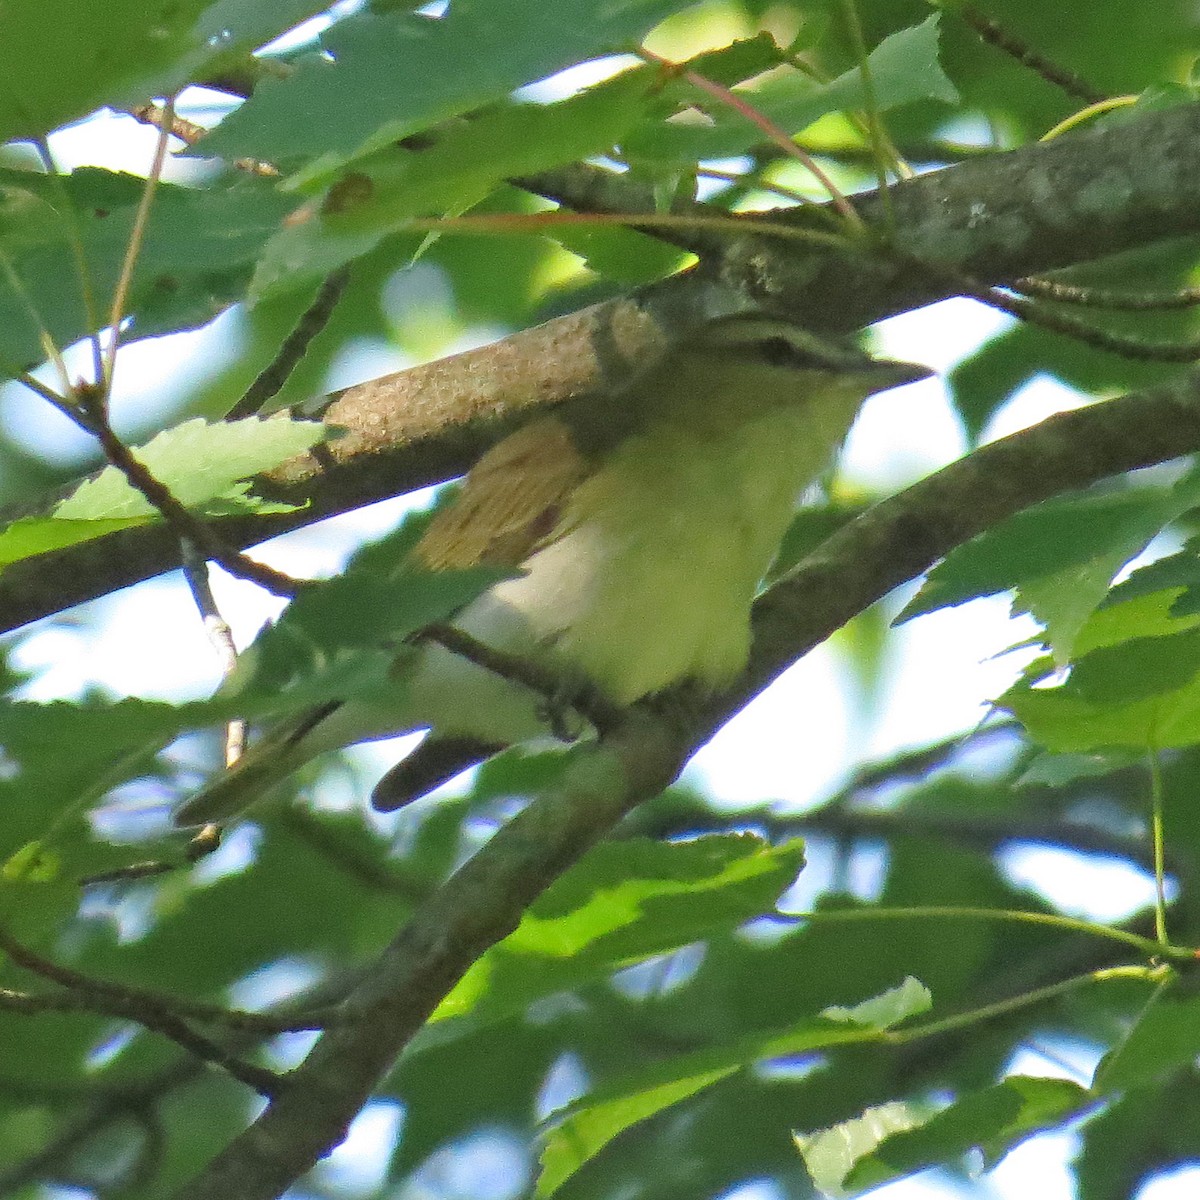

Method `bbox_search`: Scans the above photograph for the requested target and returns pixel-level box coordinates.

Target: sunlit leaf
[432,833,807,1028]
[198,0,693,173]
[622,16,956,164]
[796,1100,929,1198]
[536,977,928,1198]
[841,1077,1091,1194]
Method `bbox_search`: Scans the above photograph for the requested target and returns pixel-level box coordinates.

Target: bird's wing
[414,415,590,570]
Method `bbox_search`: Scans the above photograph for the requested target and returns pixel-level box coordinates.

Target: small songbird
[174,316,929,826]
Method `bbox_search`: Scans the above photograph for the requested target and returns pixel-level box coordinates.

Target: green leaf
[0,515,503,851]
[899,468,1200,664]
[998,593,1200,752]
[536,1065,738,1198]
[0,0,333,144]
[2,839,62,884]
[999,665,1200,753]
[1016,748,1141,788]
[547,219,687,284]
[1074,1080,1200,1200]
[198,0,692,173]
[821,13,958,110]
[233,512,508,704]
[432,833,807,1028]
[796,1100,930,1198]
[1064,627,1200,704]
[680,32,787,88]
[821,976,932,1031]
[900,491,1152,619]
[534,977,930,1197]
[251,71,652,296]
[0,169,293,374]
[1094,982,1200,1092]
[766,502,862,584]
[1105,535,1200,616]
[622,16,957,165]
[0,516,147,571]
[841,1077,1091,1194]
[469,745,577,803]
[0,696,205,865]
[0,415,323,570]
[56,415,324,518]
[1074,588,1200,658]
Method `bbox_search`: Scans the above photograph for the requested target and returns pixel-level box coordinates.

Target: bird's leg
[644,678,708,738]
[535,668,603,742]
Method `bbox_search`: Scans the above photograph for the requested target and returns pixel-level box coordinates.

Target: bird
[173,315,929,826]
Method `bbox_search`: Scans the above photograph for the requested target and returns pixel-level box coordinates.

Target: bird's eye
[758,336,813,368]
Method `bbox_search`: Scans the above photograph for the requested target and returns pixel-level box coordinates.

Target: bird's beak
[865,359,936,394]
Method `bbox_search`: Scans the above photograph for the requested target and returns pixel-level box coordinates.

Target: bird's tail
[370,735,504,812]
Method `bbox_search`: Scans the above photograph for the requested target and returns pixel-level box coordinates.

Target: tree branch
[4,101,1200,632]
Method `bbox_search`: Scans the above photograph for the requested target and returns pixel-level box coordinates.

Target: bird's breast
[484,398,859,704]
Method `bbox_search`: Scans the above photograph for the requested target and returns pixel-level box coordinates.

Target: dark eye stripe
[757,336,822,369]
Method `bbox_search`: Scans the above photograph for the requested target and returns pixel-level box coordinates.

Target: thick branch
[5,102,1200,632]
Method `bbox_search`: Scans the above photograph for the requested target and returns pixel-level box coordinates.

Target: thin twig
[127,102,208,146]
[635,46,863,230]
[68,386,304,595]
[1013,275,1200,311]
[86,540,271,884]
[1040,95,1139,142]
[0,252,74,401]
[78,824,226,882]
[696,165,816,206]
[79,859,180,885]
[104,96,174,393]
[419,622,623,734]
[0,970,359,1194]
[126,101,279,177]
[227,267,352,419]
[982,287,1200,362]
[956,2,1108,105]
[0,927,290,1095]
[0,926,334,1034]
[1147,748,1169,947]
[180,539,245,862]
[839,0,894,225]
[34,137,105,386]
[181,539,246,767]
[908,254,1200,362]
[15,370,81,423]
